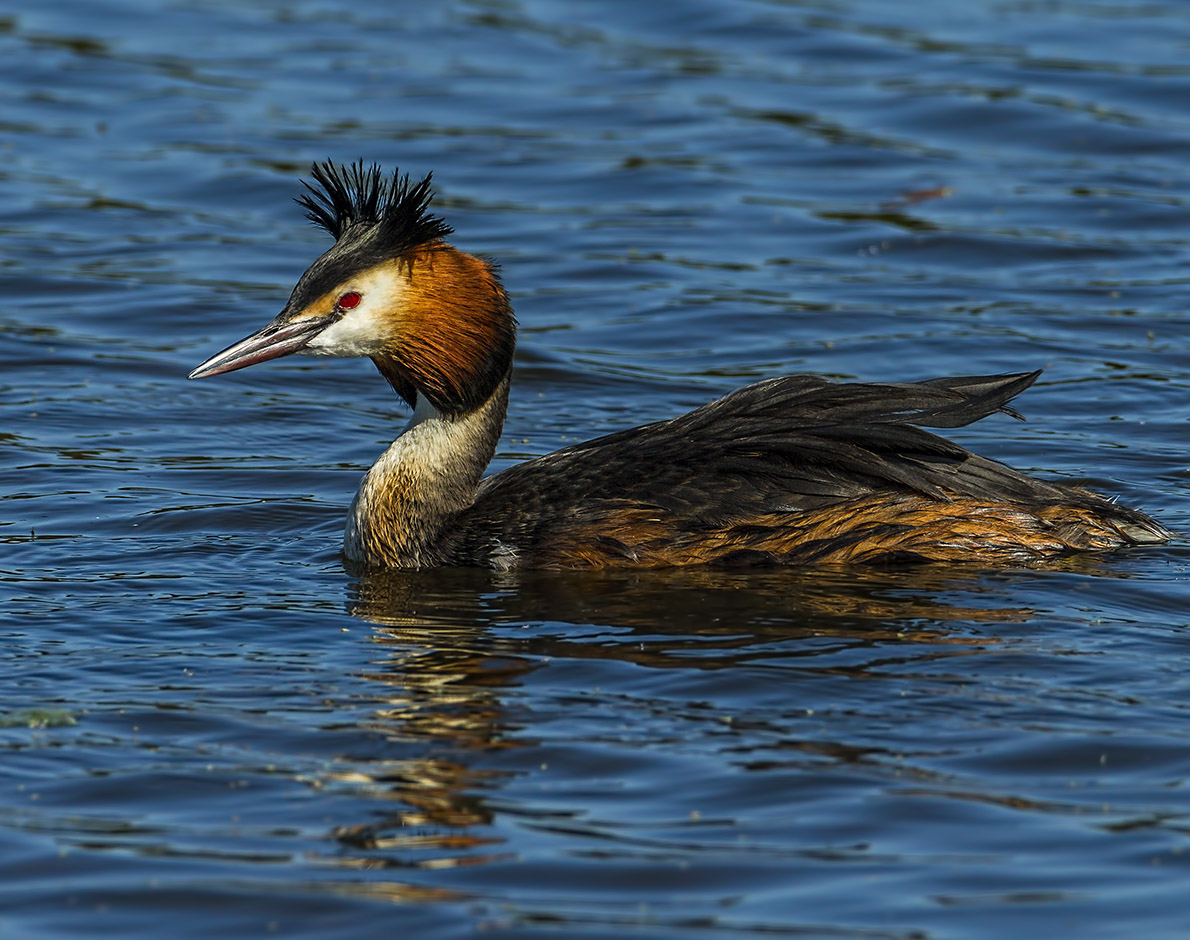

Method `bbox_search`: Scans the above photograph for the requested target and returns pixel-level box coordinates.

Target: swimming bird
[188,161,1169,569]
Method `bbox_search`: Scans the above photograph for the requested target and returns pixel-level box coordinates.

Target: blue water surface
[3,1,1190,937]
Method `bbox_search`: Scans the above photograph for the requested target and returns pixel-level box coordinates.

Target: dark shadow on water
[346,561,1043,637]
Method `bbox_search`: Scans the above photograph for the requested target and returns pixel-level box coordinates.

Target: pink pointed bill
[188,316,332,379]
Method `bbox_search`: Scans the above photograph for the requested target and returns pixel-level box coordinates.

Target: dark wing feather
[442,371,1082,562]
[483,371,1048,501]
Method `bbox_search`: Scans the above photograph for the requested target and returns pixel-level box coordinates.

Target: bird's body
[189,162,1169,569]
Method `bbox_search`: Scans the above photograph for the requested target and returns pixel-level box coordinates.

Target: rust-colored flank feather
[188,162,1171,570]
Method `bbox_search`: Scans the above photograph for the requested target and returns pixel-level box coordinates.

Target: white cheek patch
[304,306,388,357]
[301,265,407,358]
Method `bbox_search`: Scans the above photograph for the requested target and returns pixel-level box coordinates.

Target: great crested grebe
[189,161,1169,569]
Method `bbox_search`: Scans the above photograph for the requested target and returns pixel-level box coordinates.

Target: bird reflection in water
[317,569,532,876]
[309,563,1053,882]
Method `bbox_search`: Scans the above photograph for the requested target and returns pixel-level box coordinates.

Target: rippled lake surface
[4,1,1190,936]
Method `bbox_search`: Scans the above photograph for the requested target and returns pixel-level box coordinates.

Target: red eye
[337,292,362,310]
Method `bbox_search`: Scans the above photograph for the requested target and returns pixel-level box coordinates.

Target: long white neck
[344,376,509,568]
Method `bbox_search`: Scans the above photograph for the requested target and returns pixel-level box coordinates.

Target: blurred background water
[3,0,1190,937]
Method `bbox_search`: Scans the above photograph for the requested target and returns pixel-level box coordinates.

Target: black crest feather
[295,160,453,249]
